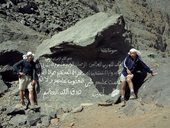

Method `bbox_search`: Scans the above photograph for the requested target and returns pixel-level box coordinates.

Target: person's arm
[31,63,37,86]
[139,59,155,75]
[123,56,133,75]
[13,60,24,75]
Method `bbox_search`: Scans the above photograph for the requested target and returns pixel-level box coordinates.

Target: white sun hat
[26,51,35,57]
[128,48,141,57]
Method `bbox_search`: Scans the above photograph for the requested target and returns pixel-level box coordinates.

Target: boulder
[0,76,8,94]
[36,12,130,57]
[35,12,131,110]
[139,58,170,107]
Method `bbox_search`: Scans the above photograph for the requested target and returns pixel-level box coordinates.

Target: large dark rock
[35,12,131,110]
[35,12,130,57]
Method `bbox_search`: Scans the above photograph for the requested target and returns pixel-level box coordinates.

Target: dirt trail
[60,103,170,128]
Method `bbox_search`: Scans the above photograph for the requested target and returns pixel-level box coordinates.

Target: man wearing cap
[120,48,157,107]
[13,51,37,108]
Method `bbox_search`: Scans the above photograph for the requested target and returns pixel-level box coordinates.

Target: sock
[121,96,124,100]
[130,89,134,93]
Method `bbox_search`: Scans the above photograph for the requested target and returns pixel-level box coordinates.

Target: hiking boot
[120,97,126,107]
[29,104,40,110]
[129,92,136,100]
[120,100,126,107]
[15,103,26,109]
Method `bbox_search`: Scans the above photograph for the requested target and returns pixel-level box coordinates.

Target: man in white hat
[119,48,157,107]
[13,51,37,108]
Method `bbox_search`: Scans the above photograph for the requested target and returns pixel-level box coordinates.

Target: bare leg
[29,90,35,105]
[127,75,136,99]
[126,75,134,93]
[19,90,25,105]
[24,89,30,109]
[120,81,126,99]
[120,80,126,107]
[33,88,38,105]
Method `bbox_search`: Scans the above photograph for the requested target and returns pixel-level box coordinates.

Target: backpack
[35,59,42,75]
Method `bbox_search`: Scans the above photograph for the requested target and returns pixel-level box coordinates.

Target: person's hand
[18,72,25,76]
[31,80,36,87]
[127,69,132,74]
[151,72,158,76]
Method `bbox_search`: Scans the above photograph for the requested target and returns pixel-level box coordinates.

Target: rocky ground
[0,55,169,128]
[0,0,170,128]
[0,81,170,128]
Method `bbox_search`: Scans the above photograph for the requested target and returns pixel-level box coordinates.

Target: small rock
[69,122,75,127]
[9,115,27,126]
[27,112,41,126]
[148,53,156,58]
[6,107,25,116]
[1,122,8,127]
[48,111,57,119]
[80,103,93,107]
[50,118,59,126]
[71,106,83,113]
[41,115,50,127]
[0,106,7,112]
[60,113,70,121]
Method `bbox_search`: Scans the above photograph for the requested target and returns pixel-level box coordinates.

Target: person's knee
[28,90,34,95]
[126,78,131,83]
[19,90,24,94]
[126,75,133,83]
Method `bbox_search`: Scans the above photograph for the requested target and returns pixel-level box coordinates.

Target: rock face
[78,0,116,13]
[0,17,45,53]
[0,0,96,36]
[115,0,170,53]
[139,58,170,107]
[36,12,131,110]
[0,76,8,95]
[0,0,117,36]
